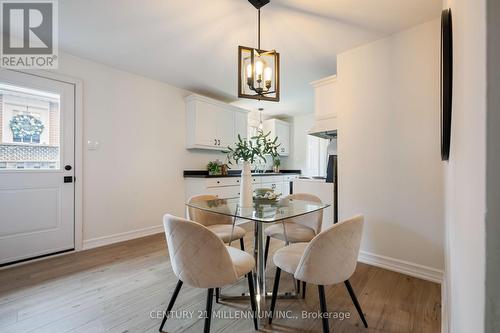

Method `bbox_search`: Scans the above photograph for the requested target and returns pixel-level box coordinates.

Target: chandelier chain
[258,9,261,50]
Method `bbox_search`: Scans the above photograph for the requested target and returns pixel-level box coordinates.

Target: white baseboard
[358,250,443,284]
[82,225,164,250]
[82,228,444,284]
[441,270,449,332]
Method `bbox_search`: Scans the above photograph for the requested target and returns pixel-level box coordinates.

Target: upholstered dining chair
[268,215,368,333]
[160,214,258,333]
[263,193,323,267]
[263,193,323,296]
[188,195,247,251]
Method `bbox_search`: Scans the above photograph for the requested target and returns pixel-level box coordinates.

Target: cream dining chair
[263,193,323,296]
[188,195,247,250]
[263,193,323,266]
[268,215,368,333]
[160,214,258,333]
[188,194,248,303]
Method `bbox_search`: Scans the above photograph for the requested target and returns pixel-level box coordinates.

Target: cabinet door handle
[218,139,221,146]
[214,139,217,146]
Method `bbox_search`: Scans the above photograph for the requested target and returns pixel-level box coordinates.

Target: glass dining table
[186,196,330,324]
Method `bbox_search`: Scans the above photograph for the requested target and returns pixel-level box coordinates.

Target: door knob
[65,165,72,171]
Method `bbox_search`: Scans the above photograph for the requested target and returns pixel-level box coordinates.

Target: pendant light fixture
[258,107,264,130]
[238,0,280,102]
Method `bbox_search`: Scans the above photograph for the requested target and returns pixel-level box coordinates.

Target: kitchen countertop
[183,170,301,178]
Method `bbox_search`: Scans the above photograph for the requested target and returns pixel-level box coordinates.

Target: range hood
[309,75,338,140]
[308,117,337,139]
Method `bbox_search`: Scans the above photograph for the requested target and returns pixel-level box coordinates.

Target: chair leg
[239,238,248,278]
[269,267,281,324]
[247,271,258,330]
[264,236,270,268]
[344,280,368,328]
[159,279,183,332]
[215,288,220,303]
[318,285,330,333]
[204,288,214,333]
[302,281,306,299]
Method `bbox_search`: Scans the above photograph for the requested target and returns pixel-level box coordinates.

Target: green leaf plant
[223,130,281,166]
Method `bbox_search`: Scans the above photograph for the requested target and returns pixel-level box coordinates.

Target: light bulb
[255,60,264,81]
[246,64,252,78]
[264,67,272,82]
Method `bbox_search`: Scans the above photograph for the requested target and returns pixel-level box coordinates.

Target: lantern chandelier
[238,0,280,102]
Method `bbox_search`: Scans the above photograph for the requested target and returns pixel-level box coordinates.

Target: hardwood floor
[0,233,441,333]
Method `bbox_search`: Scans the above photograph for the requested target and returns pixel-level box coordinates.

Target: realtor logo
[1,0,58,68]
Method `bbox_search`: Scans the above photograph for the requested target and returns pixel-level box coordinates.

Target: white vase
[239,161,253,208]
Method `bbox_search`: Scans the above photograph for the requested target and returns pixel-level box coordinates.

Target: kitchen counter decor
[224,130,280,207]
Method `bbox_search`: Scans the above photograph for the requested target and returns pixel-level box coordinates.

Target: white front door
[0,70,75,265]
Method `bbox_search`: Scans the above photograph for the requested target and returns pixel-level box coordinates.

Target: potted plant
[225,131,279,207]
[272,157,281,173]
[206,161,221,176]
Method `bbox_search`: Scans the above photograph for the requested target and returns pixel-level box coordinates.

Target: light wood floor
[0,233,441,333]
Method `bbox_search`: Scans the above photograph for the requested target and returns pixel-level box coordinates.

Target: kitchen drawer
[259,181,283,193]
[205,178,240,187]
[205,176,259,188]
[260,175,284,183]
[205,185,240,199]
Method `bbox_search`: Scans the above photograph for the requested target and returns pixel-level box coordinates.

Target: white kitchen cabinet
[186,95,248,150]
[185,174,299,202]
[309,75,338,135]
[266,181,284,195]
[263,119,290,156]
[234,110,249,141]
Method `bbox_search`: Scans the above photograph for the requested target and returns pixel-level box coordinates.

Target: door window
[0,83,60,170]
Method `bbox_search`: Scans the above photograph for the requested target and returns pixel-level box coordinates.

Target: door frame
[3,69,84,252]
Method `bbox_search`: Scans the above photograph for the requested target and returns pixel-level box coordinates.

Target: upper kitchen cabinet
[234,110,249,141]
[263,118,290,156]
[185,95,248,150]
[309,75,338,138]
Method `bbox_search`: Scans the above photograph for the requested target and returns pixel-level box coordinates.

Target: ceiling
[59,0,441,115]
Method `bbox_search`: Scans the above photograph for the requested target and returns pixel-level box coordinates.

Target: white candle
[264,67,272,82]
[246,64,252,78]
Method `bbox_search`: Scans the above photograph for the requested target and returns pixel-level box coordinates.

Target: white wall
[55,52,227,245]
[442,0,487,332]
[336,19,445,273]
[486,0,500,330]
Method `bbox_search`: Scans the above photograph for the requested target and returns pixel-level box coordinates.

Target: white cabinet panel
[217,108,234,148]
[313,76,337,120]
[263,119,290,156]
[185,174,300,206]
[186,95,247,150]
[206,186,240,199]
[234,111,249,141]
[195,101,218,148]
[206,177,240,188]
[261,180,284,195]
[275,121,290,156]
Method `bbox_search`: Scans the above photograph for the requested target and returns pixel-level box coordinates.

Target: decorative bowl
[254,188,273,196]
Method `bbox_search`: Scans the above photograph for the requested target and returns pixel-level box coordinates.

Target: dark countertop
[184,170,301,178]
